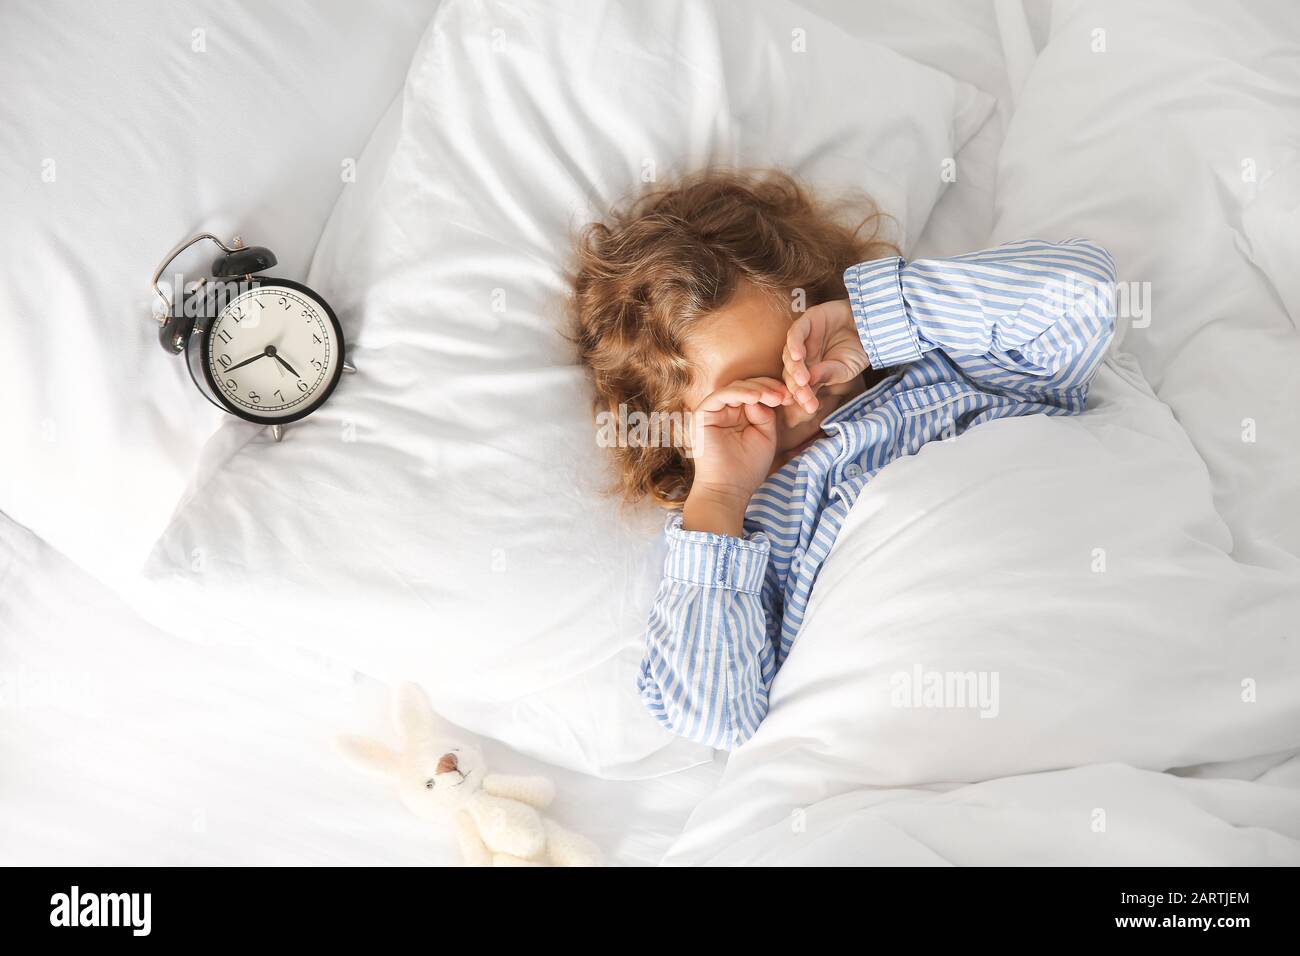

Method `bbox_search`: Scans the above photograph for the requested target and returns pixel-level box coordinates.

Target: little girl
[572,170,1115,750]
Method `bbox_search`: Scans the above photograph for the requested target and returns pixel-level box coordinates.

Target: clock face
[204,284,341,422]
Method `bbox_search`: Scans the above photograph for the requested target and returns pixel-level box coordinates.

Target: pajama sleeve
[843,238,1118,410]
[636,514,775,750]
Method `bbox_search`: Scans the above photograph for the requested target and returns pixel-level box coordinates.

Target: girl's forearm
[682,484,750,537]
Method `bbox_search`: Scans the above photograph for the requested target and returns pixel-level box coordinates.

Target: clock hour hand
[272,353,300,378]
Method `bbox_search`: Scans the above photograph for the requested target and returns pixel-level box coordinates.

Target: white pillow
[667,359,1300,860]
[0,0,437,590]
[991,0,1300,569]
[795,0,1015,259]
[143,0,994,775]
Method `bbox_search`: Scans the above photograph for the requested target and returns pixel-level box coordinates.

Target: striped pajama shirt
[637,238,1118,749]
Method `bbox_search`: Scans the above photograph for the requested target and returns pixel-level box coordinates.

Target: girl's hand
[683,377,789,535]
[783,300,869,415]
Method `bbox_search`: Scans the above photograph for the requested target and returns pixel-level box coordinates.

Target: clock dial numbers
[206,286,338,420]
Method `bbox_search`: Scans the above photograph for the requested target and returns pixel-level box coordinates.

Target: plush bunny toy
[338,683,602,866]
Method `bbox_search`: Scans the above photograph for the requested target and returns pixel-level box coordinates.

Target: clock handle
[149,232,238,323]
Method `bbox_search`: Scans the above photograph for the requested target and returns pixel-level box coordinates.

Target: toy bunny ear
[336,735,401,778]
[392,682,438,751]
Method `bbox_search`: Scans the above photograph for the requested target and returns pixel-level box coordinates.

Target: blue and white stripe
[637,239,1117,749]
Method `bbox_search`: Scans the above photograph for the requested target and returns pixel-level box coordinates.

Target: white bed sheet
[0,512,723,866]
[0,0,438,593]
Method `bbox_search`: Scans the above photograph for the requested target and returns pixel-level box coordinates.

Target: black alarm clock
[150,233,353,441]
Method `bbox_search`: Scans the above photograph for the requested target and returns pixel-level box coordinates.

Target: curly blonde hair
[570,168,895,508]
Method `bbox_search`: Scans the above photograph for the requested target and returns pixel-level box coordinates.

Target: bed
[2,0,1297,866]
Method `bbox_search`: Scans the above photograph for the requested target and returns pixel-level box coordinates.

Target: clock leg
[270,424,284,443]
[343,359,357,374]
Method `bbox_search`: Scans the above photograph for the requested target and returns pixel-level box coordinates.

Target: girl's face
[681,280,863,457]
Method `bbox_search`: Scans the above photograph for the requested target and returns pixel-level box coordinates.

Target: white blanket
[670,761,1300,866]
[666,359,1300,863]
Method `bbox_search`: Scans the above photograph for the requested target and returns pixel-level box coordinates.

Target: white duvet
[669,761,1300,866]
[666,358,1300,863]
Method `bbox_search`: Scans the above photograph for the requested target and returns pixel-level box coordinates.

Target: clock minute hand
[225,351,269,372]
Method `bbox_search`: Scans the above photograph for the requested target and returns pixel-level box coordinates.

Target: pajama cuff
[844,256,923,368]
[663,513,769,594]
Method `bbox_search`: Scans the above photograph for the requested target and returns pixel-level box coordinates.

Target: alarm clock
[150,233,353,441]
